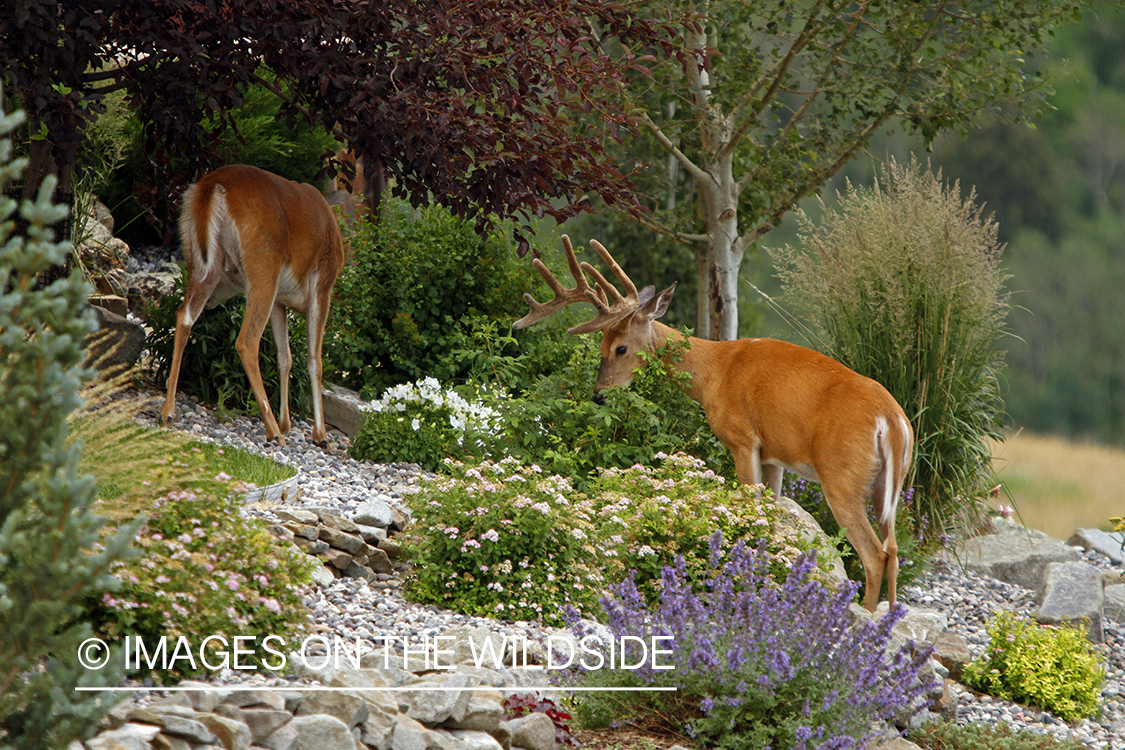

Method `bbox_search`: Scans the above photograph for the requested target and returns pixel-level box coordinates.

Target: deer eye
[615,345,628,356]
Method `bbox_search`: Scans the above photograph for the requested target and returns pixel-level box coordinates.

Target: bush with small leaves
[86,483,316,681]
[400,458,606,625]
[962,609,1103,722]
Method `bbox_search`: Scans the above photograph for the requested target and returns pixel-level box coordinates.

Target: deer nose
[592,391,606,405]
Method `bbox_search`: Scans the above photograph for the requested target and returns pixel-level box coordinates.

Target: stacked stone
[81,627,575,750]
[268,503,411,587]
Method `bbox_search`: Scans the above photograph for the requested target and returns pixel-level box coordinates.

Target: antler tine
[566,239,641,335]
[512,235,594,330]
[513,236,643,335]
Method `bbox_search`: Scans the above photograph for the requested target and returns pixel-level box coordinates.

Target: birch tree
[618,0,1087,340]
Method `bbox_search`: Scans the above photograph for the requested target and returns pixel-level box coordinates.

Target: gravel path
[148,391,1125,750]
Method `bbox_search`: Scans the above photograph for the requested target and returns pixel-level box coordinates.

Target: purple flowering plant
[568,532,937,750]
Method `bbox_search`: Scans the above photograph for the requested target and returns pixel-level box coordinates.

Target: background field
[988,431,1125,541]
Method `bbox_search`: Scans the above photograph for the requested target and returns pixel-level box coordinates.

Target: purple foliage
[580,532,938,749]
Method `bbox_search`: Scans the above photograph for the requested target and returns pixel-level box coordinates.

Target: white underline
[75,686,677,692]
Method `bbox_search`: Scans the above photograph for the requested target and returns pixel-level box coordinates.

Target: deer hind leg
[268,302,292,435]
[161,274,221,426]
[871,457,899,608]
[821,477,888,612]
[305,276,332,447]
[236,280,285,442]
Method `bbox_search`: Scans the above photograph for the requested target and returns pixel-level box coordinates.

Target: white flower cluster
[363,377,503,444]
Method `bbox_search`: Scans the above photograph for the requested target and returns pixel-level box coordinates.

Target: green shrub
[400,458,605,625]
[400,453,831,624]
[349,377,502,472]
[585,454,826,602]
[87,482,316,682]
[489,334,733,489]
[961,609,1103,722]
[325,199,554,397]
[770,158,1009,543]
[145,272,313,421]
[911,720,1088,750]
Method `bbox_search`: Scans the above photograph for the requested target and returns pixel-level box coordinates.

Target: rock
[296,689,370,728]
[1069,528,1125,566]
[506,712,556,750]
[313,508,361,534]
[85,305,146,371]
[1036,561,1105,642]
[258,722,299,750]
[391,715,458,750]
[277,509,321,525]
[320,526,368,555]
[1106,584,1125,623]
[356,500,396,528]
[179,681,229,712]
[955,533,1081,591]
[344,561,377,581]
[356,523,388,544]
[366,546,396,573]
[128,707,216,744]
[286,522,321,540]
[196,713,252,750]
[932,631,973,681]
[448,729,505,750]
[379,537,404,560]
[311,561,338,586]
[775,497,849,585]
[215,705,292,741]
[399,673,475,725]
[442,691,504,732]
[323,383,368,437]
[84,723,163,750]
[390,505,413,531]
[222,689,287,710]
[289,714,362,750]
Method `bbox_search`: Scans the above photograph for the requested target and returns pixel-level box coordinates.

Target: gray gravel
[151,392,1125,749]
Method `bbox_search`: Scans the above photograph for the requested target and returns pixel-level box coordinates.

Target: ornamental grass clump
[400,457,606,625]
[569,534,937,750]
[962,609,1103,722]
[770,158,1009,544]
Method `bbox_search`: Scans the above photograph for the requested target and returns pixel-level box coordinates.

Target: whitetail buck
[513,236,913,611]
[160,165,345,446]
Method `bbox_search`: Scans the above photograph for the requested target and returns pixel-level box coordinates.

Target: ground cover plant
[910,720,1089,750]
[566,534,937,750]
[961,609,1103,722]
[771,159,1009,546]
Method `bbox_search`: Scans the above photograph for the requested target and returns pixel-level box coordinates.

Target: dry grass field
[988,431,1125,541]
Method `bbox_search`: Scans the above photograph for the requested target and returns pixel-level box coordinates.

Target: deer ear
[640,282,676,321]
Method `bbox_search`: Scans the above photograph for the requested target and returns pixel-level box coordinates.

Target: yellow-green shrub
[962,610,1103,721]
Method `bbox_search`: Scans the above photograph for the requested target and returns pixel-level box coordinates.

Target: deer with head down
[160,165,345,447]
[513,236,913,611]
